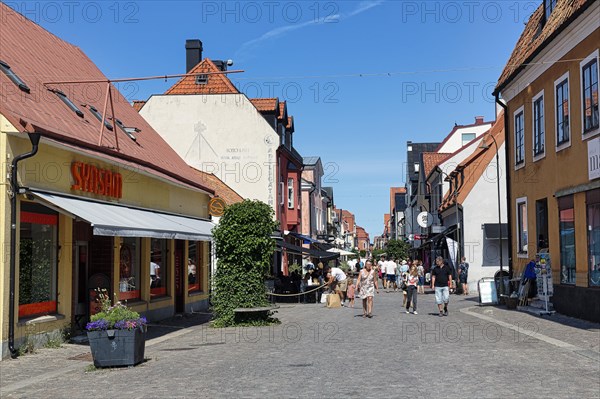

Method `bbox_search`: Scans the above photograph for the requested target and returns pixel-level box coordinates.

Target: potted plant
[86,289,147,367]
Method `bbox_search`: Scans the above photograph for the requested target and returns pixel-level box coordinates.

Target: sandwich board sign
[478,277,498,305]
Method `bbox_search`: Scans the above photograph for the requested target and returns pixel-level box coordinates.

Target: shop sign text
[71,161,123,199]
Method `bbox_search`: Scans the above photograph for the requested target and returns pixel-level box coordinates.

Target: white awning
[31,191,214,241]
[327,248,355,256]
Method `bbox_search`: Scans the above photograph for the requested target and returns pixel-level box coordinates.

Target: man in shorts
[327,266,348,304]
[431,256,453,316]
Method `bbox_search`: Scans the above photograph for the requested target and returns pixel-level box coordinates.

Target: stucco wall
[140,94,279,208]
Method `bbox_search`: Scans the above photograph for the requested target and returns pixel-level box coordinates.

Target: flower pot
[87,326,146,367]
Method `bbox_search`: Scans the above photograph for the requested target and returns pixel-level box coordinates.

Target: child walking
[346,278,356,308]
[405,265,419,314]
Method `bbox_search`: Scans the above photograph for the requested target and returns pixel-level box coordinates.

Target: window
[514,108,525,165]
[0,60,30,93]
[188,241,203,293]
[19,202,58,318]
[544,0,556,21]
[287,178,294,209]
[581,54,599,134]
[533,92,545,157]
[50,89,84,118]
[587,189,600,287]
[119,237,140,301]
[558,195,575,284]
[516,198,528,254]
[414,163,420,173]
[536,198,549,250]
[555,75,570,147]
[462,133,476,146]
[150,238,169,299]
[88,106,114,131]
[195,74,208,85]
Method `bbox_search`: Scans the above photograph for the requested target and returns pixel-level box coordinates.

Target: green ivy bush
[211,200,279,327]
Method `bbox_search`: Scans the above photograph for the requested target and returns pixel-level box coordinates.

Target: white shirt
[330,267,347,282]
[377,260,385,274]
[387,261,397,275]
[150,262,160,276]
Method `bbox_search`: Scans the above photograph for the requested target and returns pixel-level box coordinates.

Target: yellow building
[0,4,217,358]
[495,0,599,321]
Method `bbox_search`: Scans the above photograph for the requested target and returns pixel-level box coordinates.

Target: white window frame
[514,105,525,170]
[516,196,528,258]
[461,132,476,146]
[580,49,600,139]
[532,90,546,162]
[287,178,294,209]
[554,71,571,152]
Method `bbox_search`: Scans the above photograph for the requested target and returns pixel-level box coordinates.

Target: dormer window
[88,105,113,131]
[50,89,83,118]
[544,0,557,22]
[195,74,208,85]
[0,60,30,93]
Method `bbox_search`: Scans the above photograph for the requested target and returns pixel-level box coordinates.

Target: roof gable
[165,58,239,95]
[249,98,279,113]
[422,153,451,180]
[440,114,505,211]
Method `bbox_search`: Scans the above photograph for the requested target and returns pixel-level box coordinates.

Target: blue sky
[12,0,532,238]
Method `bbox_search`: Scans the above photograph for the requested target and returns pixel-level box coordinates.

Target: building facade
[494,0,599,321]
[0,10,215,358]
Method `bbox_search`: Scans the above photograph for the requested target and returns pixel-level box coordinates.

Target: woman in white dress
[355,260,379,318]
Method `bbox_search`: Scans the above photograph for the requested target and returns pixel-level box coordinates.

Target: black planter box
[87,327,146,367]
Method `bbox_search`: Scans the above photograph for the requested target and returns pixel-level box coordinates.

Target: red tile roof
[191,168,243,205]
[440,114,505,212]
[278,101,287,120]
[422,152,451,179]
[249,98,279,112]
[132,100,146,112]
[496,0,594,91]
[165,58,239,95]
[0,4,213,195]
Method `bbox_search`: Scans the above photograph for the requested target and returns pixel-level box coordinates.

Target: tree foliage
[372,239,410,261]
[211,200,279,327]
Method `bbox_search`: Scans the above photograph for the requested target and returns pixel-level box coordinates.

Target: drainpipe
[8,132,41,358]
[495,92,513,280]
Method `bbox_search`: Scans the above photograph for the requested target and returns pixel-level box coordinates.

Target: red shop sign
[71,161,122,199]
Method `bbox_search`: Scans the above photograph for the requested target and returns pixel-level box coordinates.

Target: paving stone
[0,291,598,398]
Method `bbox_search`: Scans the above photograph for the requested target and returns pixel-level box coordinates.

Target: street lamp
[479,134,504,296]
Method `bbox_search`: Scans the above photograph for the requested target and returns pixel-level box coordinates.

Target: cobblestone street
[1,291,599,399]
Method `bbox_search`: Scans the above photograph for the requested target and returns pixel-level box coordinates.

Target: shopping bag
[326,293,341,308]
[320,293,329,304]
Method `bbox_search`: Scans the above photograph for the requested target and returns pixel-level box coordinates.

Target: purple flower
[113,318,147,331]
[86,319,109,331]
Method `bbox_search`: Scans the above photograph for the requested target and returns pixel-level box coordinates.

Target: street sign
[417,212,433,228]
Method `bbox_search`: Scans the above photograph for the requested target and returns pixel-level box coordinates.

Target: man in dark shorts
[431,256,453,316]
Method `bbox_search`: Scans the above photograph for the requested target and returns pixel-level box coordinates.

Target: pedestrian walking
[386,258,397,290]
[405,265,419,314]
[458,256,470,295]
[356,260,379,318]
[431,256,453,317]
[347,278,356,308]
[416,260,425,294]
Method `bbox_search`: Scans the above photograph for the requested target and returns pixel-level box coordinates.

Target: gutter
[8,131,41,358]
[495,93,513,279]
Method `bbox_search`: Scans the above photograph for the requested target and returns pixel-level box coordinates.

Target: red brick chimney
[475,116,484,125]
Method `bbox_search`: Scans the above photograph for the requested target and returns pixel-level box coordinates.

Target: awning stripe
[31,191,214,241]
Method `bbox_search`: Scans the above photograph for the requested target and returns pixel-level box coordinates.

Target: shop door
[73,241,88,329]
[175,241,185,313]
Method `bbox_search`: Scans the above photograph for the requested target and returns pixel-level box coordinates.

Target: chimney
[185,39,203,73]
[475,116,484,125]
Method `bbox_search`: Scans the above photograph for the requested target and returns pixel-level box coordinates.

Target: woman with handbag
[356,260,379,318]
